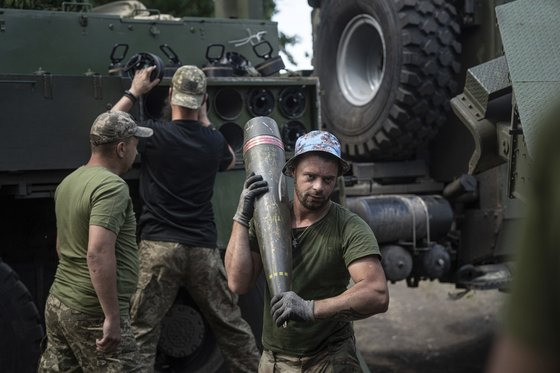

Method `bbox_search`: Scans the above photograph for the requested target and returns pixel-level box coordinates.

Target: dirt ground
[354,281,507,373]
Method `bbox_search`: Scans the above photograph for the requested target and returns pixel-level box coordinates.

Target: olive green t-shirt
[50,166,138,317]
[249,202,380,356]
[504,117,560,354]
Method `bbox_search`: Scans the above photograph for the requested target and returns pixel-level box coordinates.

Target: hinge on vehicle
[79,14,88,27]
[93,73,102,100]
[62,1,93,12]
[42,73,53,99]
[463,0,482,27]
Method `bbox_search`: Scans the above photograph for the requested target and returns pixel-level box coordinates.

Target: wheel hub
[337,14,386,107]
[158,304,205,358]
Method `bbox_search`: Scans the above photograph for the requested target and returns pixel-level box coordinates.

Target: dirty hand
[233,172,269,227]
[270,291,314,327]
[95,316,121,354]
[129,66,160,97]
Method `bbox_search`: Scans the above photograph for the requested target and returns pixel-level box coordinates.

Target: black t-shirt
[138,119,233,247]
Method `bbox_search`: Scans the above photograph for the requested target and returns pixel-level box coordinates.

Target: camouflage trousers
[130,240,260,372]
[38,294,140,372]
[258,337,361,373]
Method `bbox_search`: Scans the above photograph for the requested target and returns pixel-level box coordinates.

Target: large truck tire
[315,0,461,160]
[154,288,226,372]
[155,279,265,373]
[0,260,44,373]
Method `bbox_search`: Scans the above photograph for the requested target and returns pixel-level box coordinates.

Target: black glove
[270,291,314,327]
[233,172,269,227]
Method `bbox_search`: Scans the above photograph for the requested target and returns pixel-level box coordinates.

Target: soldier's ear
[116,141,126,159]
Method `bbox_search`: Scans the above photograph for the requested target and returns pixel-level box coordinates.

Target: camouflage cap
[282,130,350,176]
[171,65,207,109]
[90,111,153,145]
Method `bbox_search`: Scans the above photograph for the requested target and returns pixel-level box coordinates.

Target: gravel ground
[354,281,507,373]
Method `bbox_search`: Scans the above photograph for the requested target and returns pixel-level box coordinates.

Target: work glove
[233,172,269,227]
[270,291,315,327]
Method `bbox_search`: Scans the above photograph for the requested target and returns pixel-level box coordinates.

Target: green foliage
[279,32,299,67]
[263,0,276,19]
[0,0,63,9]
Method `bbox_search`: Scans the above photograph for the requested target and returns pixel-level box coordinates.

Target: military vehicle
[309,0,557,291]
[1,0,555,371]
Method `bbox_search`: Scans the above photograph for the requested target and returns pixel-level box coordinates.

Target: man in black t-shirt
[111,66,260,372]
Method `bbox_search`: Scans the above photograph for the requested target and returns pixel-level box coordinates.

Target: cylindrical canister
[346,195,453,244]
[242,116,292,297]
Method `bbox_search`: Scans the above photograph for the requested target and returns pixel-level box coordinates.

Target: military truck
[310,0,558,291]
[1,0,554,371]
[310,0,518,287]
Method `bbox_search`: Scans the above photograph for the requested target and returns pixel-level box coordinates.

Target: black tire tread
[319,0,461,160]
[0,260,43,373]
[376,0,461,159]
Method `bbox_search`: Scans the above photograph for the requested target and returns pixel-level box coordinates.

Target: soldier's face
[293,154,338,211]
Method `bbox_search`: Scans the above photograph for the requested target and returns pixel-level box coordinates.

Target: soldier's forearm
[110,94,135,113]
[88,245,120,319]
[314,279,389,321]
[225,222,261,294]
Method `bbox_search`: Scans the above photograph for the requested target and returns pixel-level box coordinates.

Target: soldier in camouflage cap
[171,65,207,109]
[90,111,153,145]
[39,110,145,372]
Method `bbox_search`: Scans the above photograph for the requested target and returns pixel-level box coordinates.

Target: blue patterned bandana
[282,130,350,176]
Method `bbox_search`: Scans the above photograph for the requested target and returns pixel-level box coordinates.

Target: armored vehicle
[1,0,556,371]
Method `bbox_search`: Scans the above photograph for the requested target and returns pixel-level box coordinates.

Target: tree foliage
[0,0,60,9]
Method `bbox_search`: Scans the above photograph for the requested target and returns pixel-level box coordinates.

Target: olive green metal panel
[496,0,560,157]
[450,56,511,174]
[0,74,128,172]
[213,170,245,249]
[0,72,318,247]
[463,56,511,116]
[207,77,320,157]
[0,8,280,75]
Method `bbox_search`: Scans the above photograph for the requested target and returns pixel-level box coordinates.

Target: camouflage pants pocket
[182,246,260,372]
[38,295,81,372]
[38,294,140,372]
[130,240,184,372]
